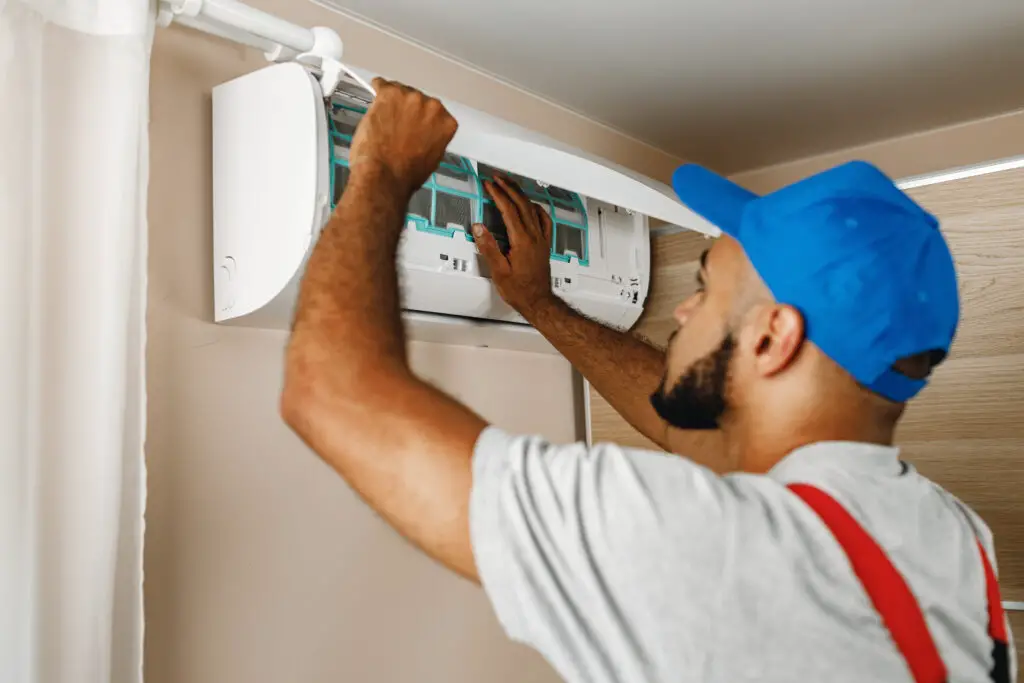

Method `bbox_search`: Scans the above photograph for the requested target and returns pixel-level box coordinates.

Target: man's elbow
[279,367,319,444]
[279,340,410,447]
[279,336,336,445]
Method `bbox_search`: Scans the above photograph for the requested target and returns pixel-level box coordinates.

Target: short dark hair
[892,349,947,381]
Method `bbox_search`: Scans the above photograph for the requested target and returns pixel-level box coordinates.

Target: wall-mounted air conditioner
[212,62,715,353]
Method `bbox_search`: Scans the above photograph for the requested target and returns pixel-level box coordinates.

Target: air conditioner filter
[326,80,590,266]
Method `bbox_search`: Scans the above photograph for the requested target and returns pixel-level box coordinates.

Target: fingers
[370,78,456,129]
[371,77,413,97]
[357,77,458,188]
[494,175,551,245]
[472,224,511,277]
[534,203,553,244]
[483,179,526,249]
[432,98,459,140]
[494,176,535,236]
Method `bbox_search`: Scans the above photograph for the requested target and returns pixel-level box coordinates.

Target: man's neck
[724,413,898,475]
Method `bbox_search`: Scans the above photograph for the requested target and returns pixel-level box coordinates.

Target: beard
[650,333,734,431]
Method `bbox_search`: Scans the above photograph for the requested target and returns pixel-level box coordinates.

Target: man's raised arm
[281,79,485,580]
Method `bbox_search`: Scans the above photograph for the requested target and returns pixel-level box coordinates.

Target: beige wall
[144,2,688,681]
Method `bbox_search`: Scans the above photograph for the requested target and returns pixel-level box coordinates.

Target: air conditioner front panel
[400,267,522,324]
[342,65,718,236]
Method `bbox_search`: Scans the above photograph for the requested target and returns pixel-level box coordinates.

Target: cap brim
[671,164,759,238]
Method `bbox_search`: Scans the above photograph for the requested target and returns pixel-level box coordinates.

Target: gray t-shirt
[470,427,1017,682]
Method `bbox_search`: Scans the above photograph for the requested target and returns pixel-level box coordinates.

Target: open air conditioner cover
[212,63,715,352]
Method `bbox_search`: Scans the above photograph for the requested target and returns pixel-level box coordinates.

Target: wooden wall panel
[588,394,660,450]
[587,230,708,448]
[897,354,1024,443]
[909,171,1024,361]
[589,167,1024,604]
[1011,612,1024,663]
[901,168,1024,602]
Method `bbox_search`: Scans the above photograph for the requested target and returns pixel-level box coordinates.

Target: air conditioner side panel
[554,200,650,332]
[212,62,329,323]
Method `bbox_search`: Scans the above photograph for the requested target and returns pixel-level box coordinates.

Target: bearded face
[651,333,735,431]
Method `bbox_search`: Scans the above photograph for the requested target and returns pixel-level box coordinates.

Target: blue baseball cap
[671,160,959,402]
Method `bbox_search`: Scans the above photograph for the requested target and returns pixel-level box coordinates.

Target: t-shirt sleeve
[469,426,739,681]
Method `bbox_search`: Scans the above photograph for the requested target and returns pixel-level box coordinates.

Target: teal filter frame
[326,95,590,267]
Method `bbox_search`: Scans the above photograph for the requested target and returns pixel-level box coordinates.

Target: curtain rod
[156,0,349,92]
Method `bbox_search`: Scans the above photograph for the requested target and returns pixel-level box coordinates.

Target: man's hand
[473,176,555,317]
[472,178,728,467]
[349,78,459,197]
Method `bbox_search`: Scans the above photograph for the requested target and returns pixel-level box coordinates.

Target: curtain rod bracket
[296,26,346,93]
[156,0,348,93]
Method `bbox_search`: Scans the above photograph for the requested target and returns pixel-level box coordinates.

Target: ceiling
[315,0,1024,174]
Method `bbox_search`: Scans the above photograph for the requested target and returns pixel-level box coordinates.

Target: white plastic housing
[212,63,711,352]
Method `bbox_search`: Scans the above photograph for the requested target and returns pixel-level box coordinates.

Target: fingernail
[472,224,483,236]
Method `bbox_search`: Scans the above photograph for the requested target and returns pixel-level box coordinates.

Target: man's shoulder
[474,426,754,489]
[472,426,797,535]
[909,470,995,550]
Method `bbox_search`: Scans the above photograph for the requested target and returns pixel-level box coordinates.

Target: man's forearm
[524,295,672,448]
[524,296,727,468]
[289,164,409,373]
[281,80,489,580]
[282,163,486,580]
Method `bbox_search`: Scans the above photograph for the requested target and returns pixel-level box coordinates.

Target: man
[281,79,1015,682]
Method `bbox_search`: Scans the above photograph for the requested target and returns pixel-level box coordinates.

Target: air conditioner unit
[212,62,715,353]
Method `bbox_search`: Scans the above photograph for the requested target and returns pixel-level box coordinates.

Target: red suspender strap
[787,483,948,683]
[788,483,1012,683]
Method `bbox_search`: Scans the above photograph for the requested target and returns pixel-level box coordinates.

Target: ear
[752,304,805,377]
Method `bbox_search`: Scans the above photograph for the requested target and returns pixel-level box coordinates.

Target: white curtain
[0,0,152,681]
